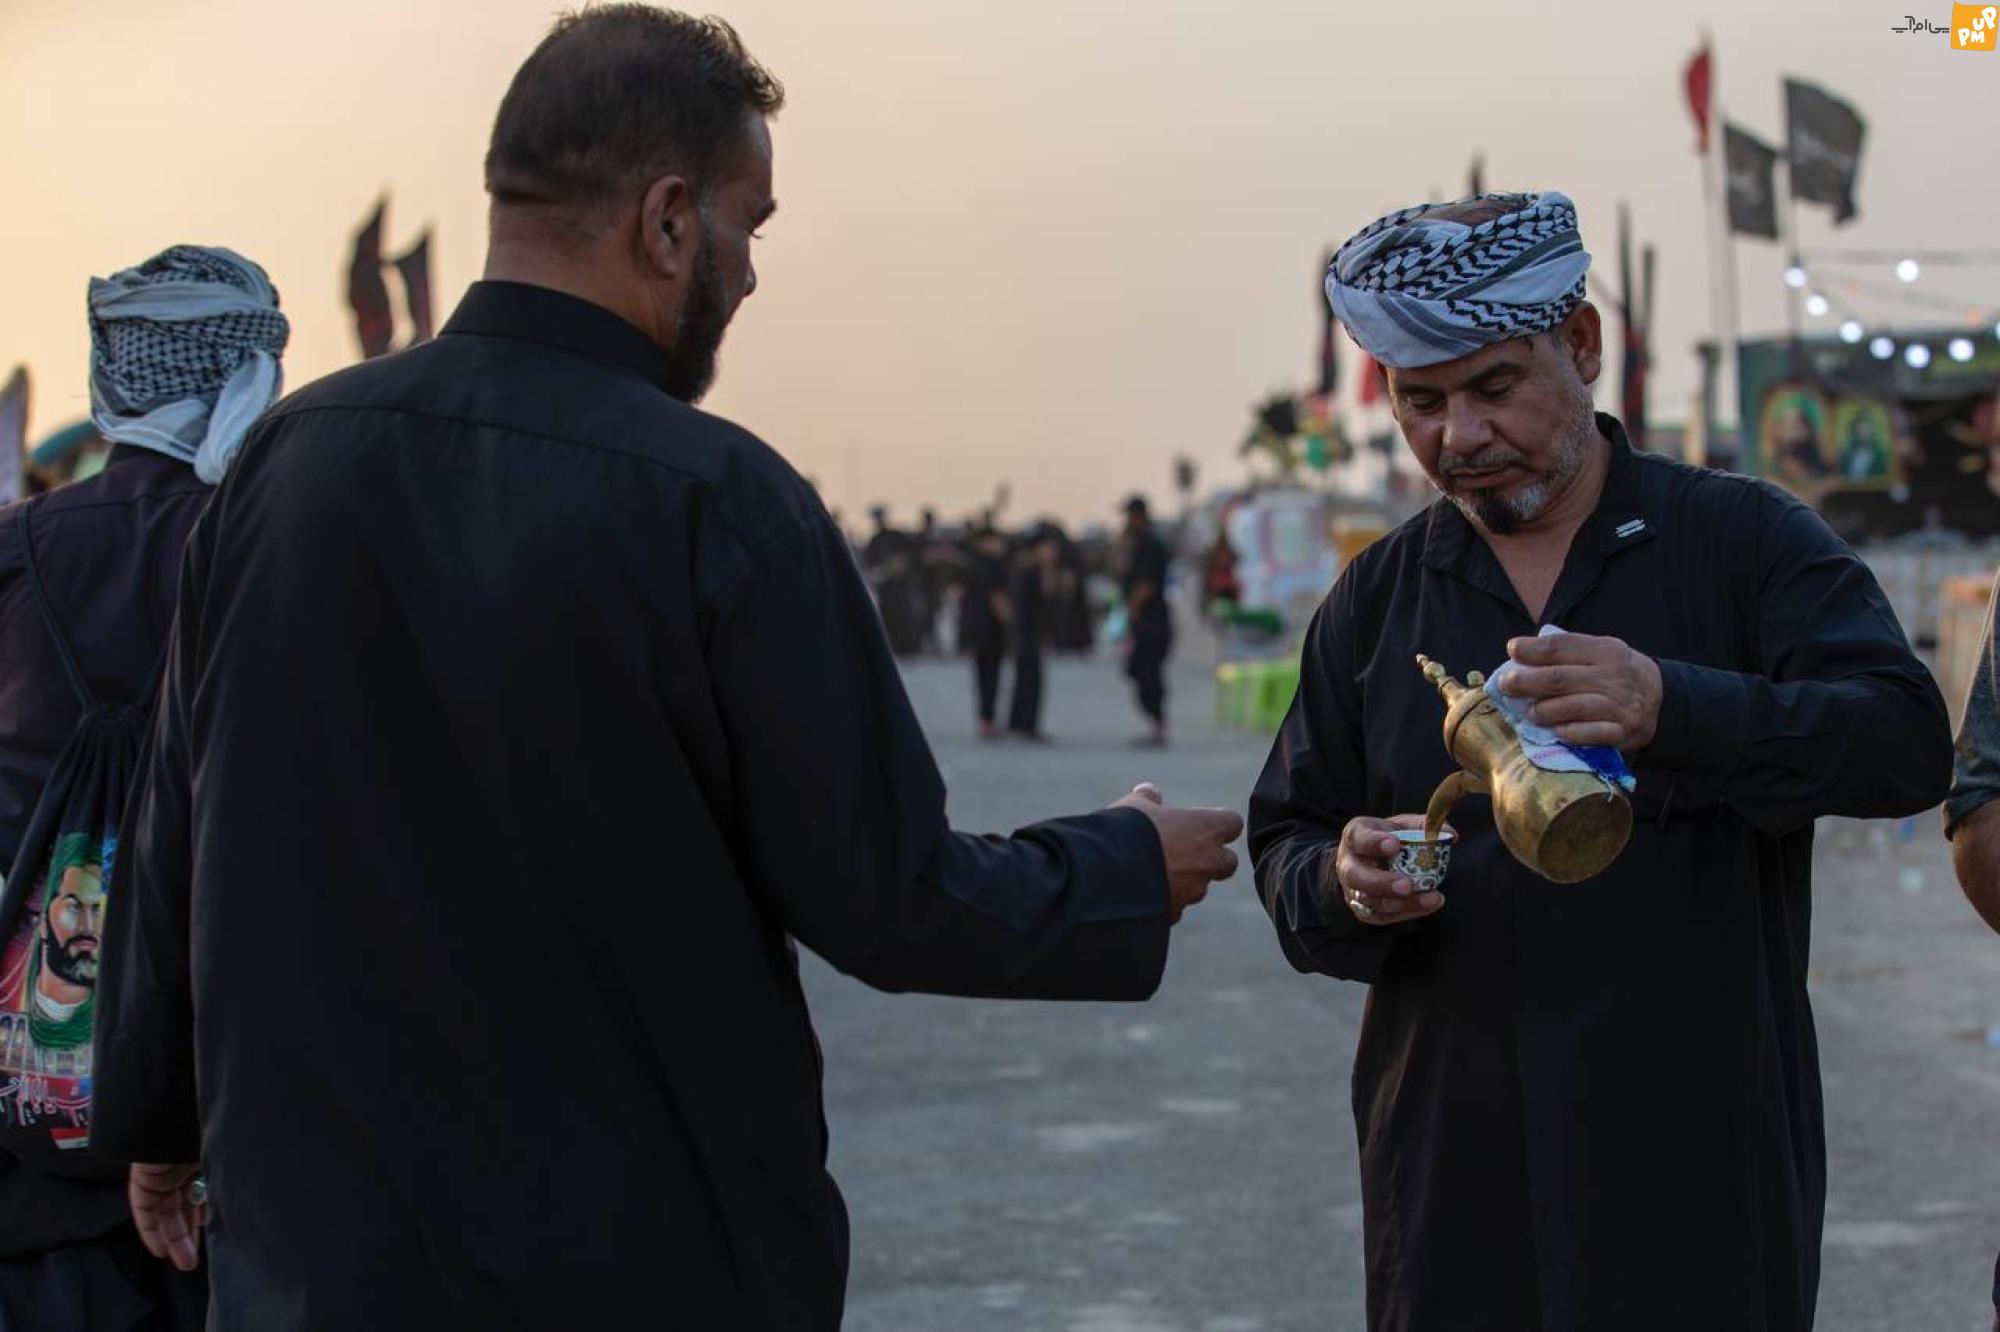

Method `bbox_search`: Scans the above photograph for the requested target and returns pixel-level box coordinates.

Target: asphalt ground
[802,654,2000,1331]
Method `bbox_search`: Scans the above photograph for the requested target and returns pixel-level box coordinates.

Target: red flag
[1622,325,1649,444]
[347,198,395,359]
[393,231,435,346]
[1683,43,1712,155]
[1358,353,1384,407]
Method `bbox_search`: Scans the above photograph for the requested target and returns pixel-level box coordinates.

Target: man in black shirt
[960,523,1012,738]
[1250,192,1948,1331]
[1119,495,1173,746]
[0,244,287,1331]
[1007,525,1058,740]
[95,11,1241,1331]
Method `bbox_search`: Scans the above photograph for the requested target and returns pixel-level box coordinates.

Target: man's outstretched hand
[1114,783,1244,923]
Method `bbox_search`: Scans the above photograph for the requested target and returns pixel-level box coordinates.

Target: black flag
[1315,250,1339,396]
[393,231,435,345]
[1784,78,1865,223]
[347,198,395,358]
[1723,123,1780,239]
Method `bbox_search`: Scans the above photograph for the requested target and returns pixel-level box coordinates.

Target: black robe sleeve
[1246,571,1411,984]
[92,513,211,1164]
[707,514,1171,1000]
[1641,484,1952,835]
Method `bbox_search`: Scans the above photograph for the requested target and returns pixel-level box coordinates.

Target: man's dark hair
[485,6,784,214]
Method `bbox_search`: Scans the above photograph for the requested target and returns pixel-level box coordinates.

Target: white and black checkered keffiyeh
[1325,191,1591,370]
[88,245,289,484]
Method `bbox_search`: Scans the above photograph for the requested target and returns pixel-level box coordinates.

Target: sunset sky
[5,0,1997,524]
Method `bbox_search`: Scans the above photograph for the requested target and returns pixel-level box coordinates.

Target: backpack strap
[14,502,101,714]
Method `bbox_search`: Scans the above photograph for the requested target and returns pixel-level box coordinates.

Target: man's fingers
[1341,859,1413,898]
[1555,721,1627,747]
[1507,632,1613,666]
[1527,692,1620,727]
[1128,782,1163,805]
[1210,847,1240,880]
[1495,664,1597,699]
[132,1211,171,1262]
[1361,889,1443,919]
[1343,823,1400,863]
[1351,887,1450,924]
[133,1198,198,1271]
[129,1164,203,1272]
[1200,807,1245,843]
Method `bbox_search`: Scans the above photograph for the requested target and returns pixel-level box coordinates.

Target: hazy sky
[5,0,1997,524]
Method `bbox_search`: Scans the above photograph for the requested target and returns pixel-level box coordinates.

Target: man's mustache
[1440,449,1530,478]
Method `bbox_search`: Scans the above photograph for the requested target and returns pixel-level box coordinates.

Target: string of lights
[1778,250,2000,368]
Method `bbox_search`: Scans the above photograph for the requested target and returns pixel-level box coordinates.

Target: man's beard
[661,234,729,404]
[1441,386,1598,535]
[42,930,98,987]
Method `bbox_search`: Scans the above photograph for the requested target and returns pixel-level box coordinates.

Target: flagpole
[1618,200,1636,434]
[1779,107,1803,349]
[1705,80,1743,444]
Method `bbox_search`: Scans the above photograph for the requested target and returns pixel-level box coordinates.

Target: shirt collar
[1420,412,1651,574]
[440,281,680,396]
[1588,413,1653,554]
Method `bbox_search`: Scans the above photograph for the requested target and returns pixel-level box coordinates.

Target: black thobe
[93,282,1171,1332]
[1248,418,1950,1332]
[1121,530,1172,722]
[962,548,1009,724]
[1007,561,1046,735]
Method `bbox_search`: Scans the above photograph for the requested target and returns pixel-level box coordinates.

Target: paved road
[801,655,2000,1331]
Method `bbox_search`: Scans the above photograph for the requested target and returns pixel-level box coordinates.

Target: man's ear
[639,173,696,278]
[1563,302,1604,387]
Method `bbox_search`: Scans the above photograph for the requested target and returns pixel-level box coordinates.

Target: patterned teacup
[1391,828,1456,894]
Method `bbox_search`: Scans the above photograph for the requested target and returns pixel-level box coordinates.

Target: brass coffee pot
[1415,655,1632,884]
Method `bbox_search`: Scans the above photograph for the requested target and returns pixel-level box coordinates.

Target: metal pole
[1707,92,1744,441]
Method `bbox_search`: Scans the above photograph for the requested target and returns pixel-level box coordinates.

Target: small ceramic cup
[1391,828,1456,895]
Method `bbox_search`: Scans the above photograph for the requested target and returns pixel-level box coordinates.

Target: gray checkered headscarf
[88,245,290,484]
[1326,191,1591,370]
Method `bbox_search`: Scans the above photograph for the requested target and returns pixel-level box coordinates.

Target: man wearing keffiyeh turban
[1249,191,1948,1330]
[88,245,290,486]
[0,242,284,1330]
[1326,191,1601,539]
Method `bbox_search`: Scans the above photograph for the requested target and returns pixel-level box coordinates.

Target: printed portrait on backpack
[31,833,105,1051]
[1,831,110,1067]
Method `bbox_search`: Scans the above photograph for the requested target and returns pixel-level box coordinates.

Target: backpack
[0,501,165,1175]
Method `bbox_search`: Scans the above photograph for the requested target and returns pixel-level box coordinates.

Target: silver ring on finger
[1351,895,1374,917]
[188,1176,209,1207]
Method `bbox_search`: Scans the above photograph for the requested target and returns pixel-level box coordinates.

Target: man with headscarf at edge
[90,11,1243,1330]
[0,245,288,1331]
[1246,191,1950,1332]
